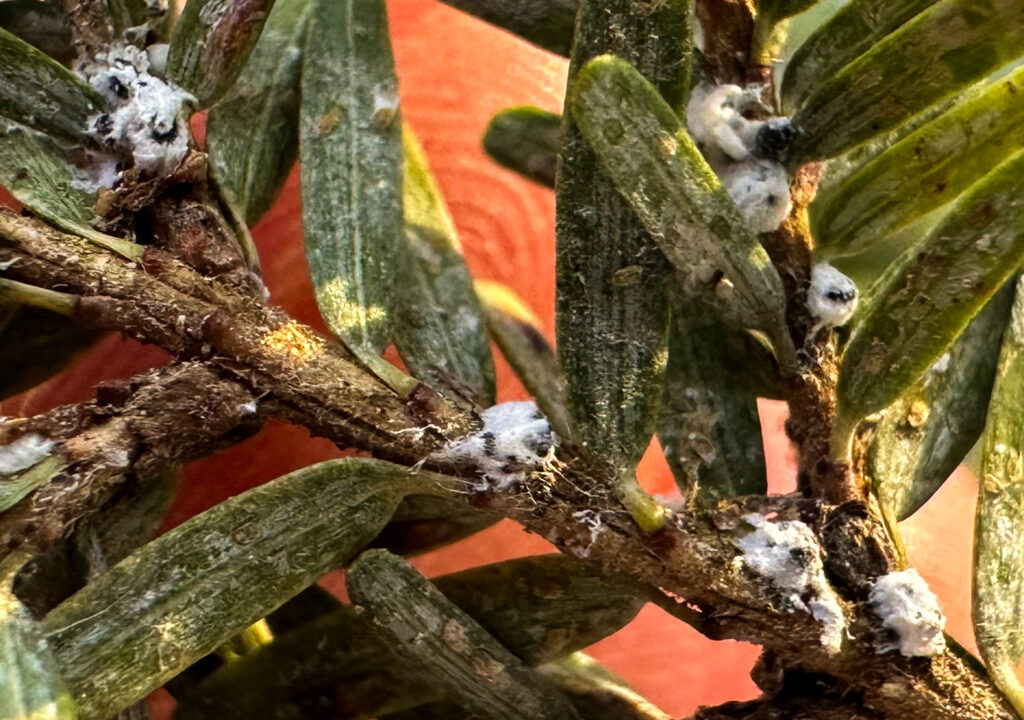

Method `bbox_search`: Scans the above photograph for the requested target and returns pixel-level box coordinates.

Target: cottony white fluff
[0,434,56,475]
[435,401,556,490]
[687,83,764,164]
[719,160,792,233]
[686,83,794,233]
[735,513,846,654]
[807,263,858,333]
[79,43,194,178]
[869,569,946,657]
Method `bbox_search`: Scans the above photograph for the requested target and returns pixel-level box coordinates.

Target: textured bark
[758,164,858,504]
[692,695,879,720]
[694,0,755,84]
[0,209,473,471]
[53,0,113,60]
[0,362,259,552]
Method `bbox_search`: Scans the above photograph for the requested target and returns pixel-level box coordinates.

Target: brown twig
[0,362,261,552]
[759,163,862,504]
[695,0,755,84]
[56,0,114,60]
[0,210,472,467]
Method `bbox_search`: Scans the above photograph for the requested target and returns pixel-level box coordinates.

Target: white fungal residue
[0,434,56,475]
[572,509,606,557]
[103,447,131,470]
[239,401,258,416]
[924,352,952,387]
[930,353,952,374]
[719,160,792,233]
[869,569,946,657]
[807,263,858,335]
[254,275,272,301]
[686,82,795,234]
[922,352,952,389]
[371,82,400,131]
[433,401,556,491]
[652,488,685,512]
[734,513,846,654]
[79,43,195,179]
[809,596,846,655]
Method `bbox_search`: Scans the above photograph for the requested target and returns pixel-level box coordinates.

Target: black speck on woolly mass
[754,119,795,162]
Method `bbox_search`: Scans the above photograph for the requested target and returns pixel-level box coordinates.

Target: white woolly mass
[687,83,764,164]
[735,513,846,654]
[807,263,858,333]
[0,434,56,475]
[686,83,794,233]
[434,401,556,490]
[79,43,194,179]
[869,569,946,657]
[719,160,792,233]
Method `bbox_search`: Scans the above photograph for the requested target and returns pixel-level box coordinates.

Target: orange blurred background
[0,0,982,716]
